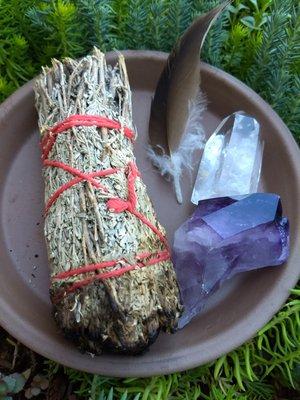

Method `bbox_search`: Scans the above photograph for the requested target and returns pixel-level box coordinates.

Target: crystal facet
[191,112,264,204]
[173,193,289,328]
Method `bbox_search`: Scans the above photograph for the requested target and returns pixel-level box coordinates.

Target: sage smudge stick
[34,48,182,354]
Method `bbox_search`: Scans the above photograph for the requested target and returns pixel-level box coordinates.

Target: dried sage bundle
[34,49,182,354]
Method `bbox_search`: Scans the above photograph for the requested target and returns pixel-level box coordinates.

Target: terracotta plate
[0,51,299,377]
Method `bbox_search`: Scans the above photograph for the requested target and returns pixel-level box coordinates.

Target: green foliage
[76,0,115,52]
[200,0,300,141]
[0,0,37,94]
[0,371,29,399]
[0,0,299,398]
[0,0,299,139]
[26,0,86,63]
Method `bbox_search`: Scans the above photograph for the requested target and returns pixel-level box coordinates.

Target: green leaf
[107,388,113,400]
[22,369,31,381]
[0,382,8,396]
[98,390,105,400]
[119,391,128,400]
[228,4,249,15]
[214,355,226,379]
[241,15,256,29]
[3,374,25,394]
[231,352,245,391]
[248,0,259,11]
[1,378,15,394]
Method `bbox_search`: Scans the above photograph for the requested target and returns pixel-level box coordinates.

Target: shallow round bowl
[0,51,299,377]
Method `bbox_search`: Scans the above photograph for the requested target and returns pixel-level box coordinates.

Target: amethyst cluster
[173,193,289,328]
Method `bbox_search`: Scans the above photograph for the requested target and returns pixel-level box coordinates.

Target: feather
[147,91,206,203]
[148,2,230,203]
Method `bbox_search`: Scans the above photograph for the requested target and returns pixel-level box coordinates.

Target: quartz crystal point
[174,193,289,328]
[191,112,264,204]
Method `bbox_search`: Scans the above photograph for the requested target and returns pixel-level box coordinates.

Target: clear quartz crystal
[191,112,264,204]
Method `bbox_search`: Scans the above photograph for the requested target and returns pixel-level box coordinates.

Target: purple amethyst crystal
[173,193,289,328]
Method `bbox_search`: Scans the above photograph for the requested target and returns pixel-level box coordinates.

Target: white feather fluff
[147,90,206,203]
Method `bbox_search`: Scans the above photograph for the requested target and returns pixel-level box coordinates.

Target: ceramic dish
[0,51,299,377]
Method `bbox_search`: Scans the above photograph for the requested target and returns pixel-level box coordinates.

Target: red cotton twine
[41,114,171,302]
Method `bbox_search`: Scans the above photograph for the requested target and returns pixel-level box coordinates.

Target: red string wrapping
[41,114,135,161]
[44,160,117,215]
[53,250,170,302]
[42,114,171,301]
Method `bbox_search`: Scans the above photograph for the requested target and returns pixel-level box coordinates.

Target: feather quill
[148,2,230,203]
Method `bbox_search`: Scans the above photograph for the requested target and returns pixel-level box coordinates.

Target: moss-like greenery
[0,0,299,139]
[0,0,299,398]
